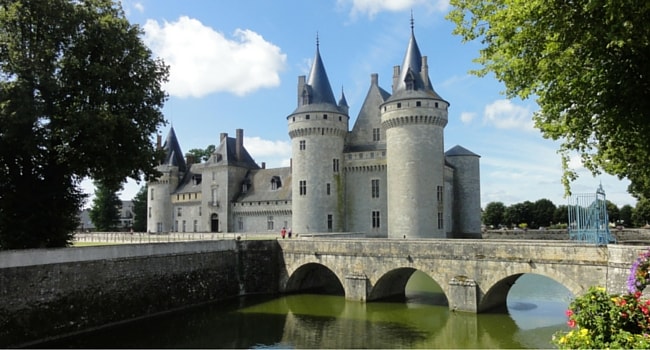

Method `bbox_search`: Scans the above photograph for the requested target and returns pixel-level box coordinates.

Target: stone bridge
[277,238,644,313]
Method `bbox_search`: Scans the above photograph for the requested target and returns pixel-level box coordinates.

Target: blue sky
[86,0,636,208]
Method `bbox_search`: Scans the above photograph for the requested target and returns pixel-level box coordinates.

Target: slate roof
[236,167,292,202]
[445,145,481,157]
[161,127,187,172]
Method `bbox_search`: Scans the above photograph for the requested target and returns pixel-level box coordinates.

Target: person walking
[281,227,286,239]
[288,228,292,238]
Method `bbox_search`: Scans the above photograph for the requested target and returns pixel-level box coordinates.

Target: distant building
[147,22,481,239]
[77,200,135,232]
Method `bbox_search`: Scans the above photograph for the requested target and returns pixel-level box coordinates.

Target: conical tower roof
[306,44,337,105]
[161,127,186,172]
[387,18,446,102]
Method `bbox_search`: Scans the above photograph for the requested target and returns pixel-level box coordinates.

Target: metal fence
[73,231,280,244]
[568,184,616,245]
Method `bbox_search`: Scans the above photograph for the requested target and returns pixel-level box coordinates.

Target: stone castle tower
[147,20,481,238]
[287,41,350,234]
[381,23,449,238]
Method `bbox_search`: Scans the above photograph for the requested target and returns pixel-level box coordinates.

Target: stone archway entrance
[211,213,218,232]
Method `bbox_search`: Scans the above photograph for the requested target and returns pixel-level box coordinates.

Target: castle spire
[305,34,337,105]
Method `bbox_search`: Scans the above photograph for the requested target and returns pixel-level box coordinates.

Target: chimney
[261,162,266,169]
[371,73,378,86]
[392,65,400,93]
[421,56,429,87]
[156,134,162,150]
[220,132,228,142]
[185,154,196,166]
[236,129,243,161]
[297,75,306,106]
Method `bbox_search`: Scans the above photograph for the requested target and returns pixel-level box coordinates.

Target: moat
[37,273,571,349]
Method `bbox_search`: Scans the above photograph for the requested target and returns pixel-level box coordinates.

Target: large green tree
[0,0,168,249]
[89,181,122,231]
[531,198,556,228]
[482,201,506,228]
[187,145,216,162]
[131,185,147,232]
[619,204,633,227]
[448,0,650,198]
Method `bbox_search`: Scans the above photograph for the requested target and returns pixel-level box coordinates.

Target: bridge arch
[368,268,448,305]
[284,262,344,295]
[479,271,577,313]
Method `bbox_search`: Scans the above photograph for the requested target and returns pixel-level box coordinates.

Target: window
[199,206,202,216]
[212,188,218,204]
[435,102,439,108]
[177,207,182,217]
[271,176,282,190]
[156,222,163,233]
[174,220,178,232]
[371,179,380,198]
[327,214,333,231]
[306,114,310,120]
[416,101,421,107]
[148,207,151,218]
[326,183,330,195]
[150,188,154,200]
[438,212,444,229]
[323,114,328,120]
[437,186,443,204]
[267,216,274,230]
[299,140,306,150]
[397,102,402,108]
[372,128,380,141]
[182,220,186,232]
[238,217,244,231]
[193,220,197,232]
[372,211,380,228]
[299,180,307,196]
[333,158,339,172]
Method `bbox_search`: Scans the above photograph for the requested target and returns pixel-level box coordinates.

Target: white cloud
[143,16,287,98]
[460,112,476,124]
[340,0,448,18]
[244,137,292,168]
[483,99,535,131]
[133,2,144,13]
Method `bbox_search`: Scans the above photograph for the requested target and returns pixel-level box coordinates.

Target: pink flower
[642,306,649,315]
[567,319,576,328]
[636,291,643,299]
[622,312,629,318]
[565,309,574,317]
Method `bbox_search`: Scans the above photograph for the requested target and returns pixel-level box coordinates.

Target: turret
[381,19,450,239]
[287,39,349,234]
[147,127,186,233]
[446,146,482,238]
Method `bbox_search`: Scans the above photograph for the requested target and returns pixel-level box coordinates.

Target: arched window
[271,176,282,190]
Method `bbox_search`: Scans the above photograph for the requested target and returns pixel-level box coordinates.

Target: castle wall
[344,151,388,237]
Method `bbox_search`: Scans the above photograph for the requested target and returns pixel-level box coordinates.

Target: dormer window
[301,86,312,105]
[242,182,249,193]
[405,69,416,91]
[271,176,282,190]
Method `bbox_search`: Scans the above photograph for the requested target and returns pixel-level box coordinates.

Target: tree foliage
[89,181,122,231]
[531,198,556,228]
[632,198,650,228]
[187,145,216,162]
[482,201,505,228]
[620,204,633,227]
[0,0,168,249]
[131,185,147,232]
[448,0,650,198]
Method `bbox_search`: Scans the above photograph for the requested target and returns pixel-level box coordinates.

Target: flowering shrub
[553,249,650,349]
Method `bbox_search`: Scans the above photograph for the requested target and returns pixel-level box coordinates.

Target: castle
[147,23,481,239]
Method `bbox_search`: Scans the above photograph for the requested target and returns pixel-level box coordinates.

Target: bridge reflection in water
[40,273,570,348]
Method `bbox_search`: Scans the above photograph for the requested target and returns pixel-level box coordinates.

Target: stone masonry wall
[0,240,278,348]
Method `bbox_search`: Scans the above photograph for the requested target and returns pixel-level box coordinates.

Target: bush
[554,249,650,348]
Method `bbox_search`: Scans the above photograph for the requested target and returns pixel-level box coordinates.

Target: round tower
[147,128,186,233]
[381,23,449,239]
[445,146,481,238]
[288,42,349,234]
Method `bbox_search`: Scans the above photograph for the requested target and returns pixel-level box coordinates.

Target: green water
[38,273,572,349]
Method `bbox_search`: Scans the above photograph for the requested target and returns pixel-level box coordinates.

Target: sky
[82,0,637,209]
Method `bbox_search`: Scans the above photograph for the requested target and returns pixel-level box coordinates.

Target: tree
[0,0,168,249]
[620,204,633,228]
[553,205,569,226]
[482,202,505,228]
[132,185,147,232]
[89,181,122,231]
[632,198,650,228]
[187,145,216,162]
[448,0,650,198]
[606,200,620,224]
[503,201,533,228]
[531,198,556,228]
